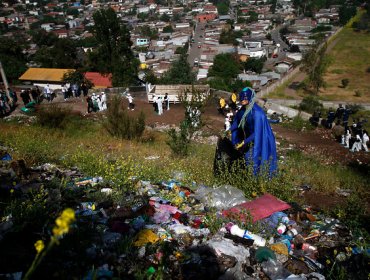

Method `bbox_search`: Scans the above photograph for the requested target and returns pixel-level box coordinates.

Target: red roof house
[84,72,112,88]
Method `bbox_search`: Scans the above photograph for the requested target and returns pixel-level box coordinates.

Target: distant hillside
[320,11,370,102]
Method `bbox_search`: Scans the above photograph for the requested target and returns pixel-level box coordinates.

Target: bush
[354,90,362,97]
[341,78,349,88]
[36,105,71,129]
[103,96,146,140]
[347,104,364,114]
[166,121,190,157]
[299,95,323,114]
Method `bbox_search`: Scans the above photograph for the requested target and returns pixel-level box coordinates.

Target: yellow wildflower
[326,259,331,265]
[34,240,45,254]
[52,208,76,238]
[10,189,14,194]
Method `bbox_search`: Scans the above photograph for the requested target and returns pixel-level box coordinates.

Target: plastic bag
[194,185,247,210]
[207,238,250,263]
[261,258,292,280]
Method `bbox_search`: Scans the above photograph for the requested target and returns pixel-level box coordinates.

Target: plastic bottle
[286,228,298,237]
[268,212,290,228]
[301,243,317,258]
[277,223,287,235]
[226,223,266,247]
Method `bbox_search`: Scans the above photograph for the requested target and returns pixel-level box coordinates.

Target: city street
[187,21,206,66]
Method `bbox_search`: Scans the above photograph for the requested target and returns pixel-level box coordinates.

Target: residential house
[158,6,172,15]
[203,5,218,14]
[135,38,150,47]
[237,73,269,88]
[52,29,69,38]
[19,68,75,90]
[137,5,150,14]
[84,72,112,88]
[175,22,190,29]
[197,68,208,80]
[274,61,292,73]
[292,18,317,33]
[196,13,217,23]
[40,23,55,31]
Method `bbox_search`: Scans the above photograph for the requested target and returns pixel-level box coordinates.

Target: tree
[30,29,58,47]
[90,8,139,87]
[138,25,158,39]
[339,5,357,25]
[243,57,266,74]
[160,53,195,84]
[219,29,239,45]
[62,70,94,88]
[301,43,330,94]
[246,11,258,23]
[0,37,27,83]
[142,68,158,84]
[163,25,174,33]
[208,53,244,91]
[33,38,81,68]
[160,13,171,22]
[172,13,182,22]
[217,2,229,15]
[209,53,240,80]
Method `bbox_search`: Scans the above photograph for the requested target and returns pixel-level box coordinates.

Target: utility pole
[0,61,11,100]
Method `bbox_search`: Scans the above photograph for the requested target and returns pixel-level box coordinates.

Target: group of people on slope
[310,104,352,128]
[152,93,170,115]
[311,104,369,153]
[341,121,369,152]
[86,92,107,113]
[62,83,89,101]
[0,88,19,116]
[0,86,50,117]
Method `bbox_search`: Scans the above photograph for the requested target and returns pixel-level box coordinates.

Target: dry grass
[268,11,370,102]
[320,19,370,102]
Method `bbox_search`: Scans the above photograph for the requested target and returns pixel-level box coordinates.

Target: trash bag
[194,184,247,210]
[213,137,243,176]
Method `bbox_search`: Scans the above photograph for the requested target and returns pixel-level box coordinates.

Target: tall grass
[0,118,368,198]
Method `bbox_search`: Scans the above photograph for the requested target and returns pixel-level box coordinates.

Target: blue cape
[231,103,277,176]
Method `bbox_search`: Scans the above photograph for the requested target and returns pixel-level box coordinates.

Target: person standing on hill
[164,93,170,110]
[152,94,158,113]
[335,104,344,124]
[231,87,277,176]
[342,105,351,128]
[230,90,237,111]
[219,97,226,115]
[8,88,17,106]
[157,96,163,115]
[20,89,31,105]
[362,129,369,152]
[127,93,135,111]
[30,87,38,103]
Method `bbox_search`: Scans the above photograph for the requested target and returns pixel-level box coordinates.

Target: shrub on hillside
[166,121,190,157]
[341,78,349,88]
[36,105,71,129]
[299,96,323,114]
[103,95,145,140]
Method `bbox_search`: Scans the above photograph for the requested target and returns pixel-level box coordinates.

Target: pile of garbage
[0,147,369,279]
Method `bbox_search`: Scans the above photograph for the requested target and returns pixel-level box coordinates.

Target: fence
[258,67,301,98]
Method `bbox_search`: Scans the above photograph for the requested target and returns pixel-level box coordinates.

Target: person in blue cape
[230,87,277,176]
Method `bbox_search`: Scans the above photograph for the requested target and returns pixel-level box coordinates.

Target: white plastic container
[277,223,287,235]
[229,224,266,247]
